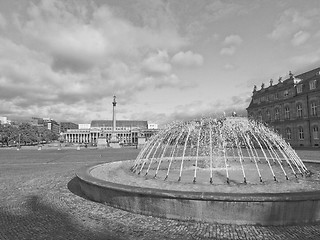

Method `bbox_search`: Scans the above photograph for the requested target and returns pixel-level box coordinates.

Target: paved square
[1,147,320,239]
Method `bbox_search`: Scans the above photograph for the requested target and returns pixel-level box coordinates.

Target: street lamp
[17,133,21,150]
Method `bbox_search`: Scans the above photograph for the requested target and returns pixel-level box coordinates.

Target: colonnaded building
[63,96,159,146]
[247,66,320,147]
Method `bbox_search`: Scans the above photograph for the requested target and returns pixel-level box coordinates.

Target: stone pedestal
[109,133,120,148]
[137,136,146,149]
[109,141,121,148]
[97,137,108,148]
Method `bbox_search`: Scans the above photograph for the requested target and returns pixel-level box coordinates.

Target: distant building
[148,123,158,129]
[63,96,159,145]
[64,120,156,145]
[60,122,78,133]
[78,123,91,129]
[247,67,320,147]
[0,116,10,125]
[30,117,44,127]
[43,118,60,135]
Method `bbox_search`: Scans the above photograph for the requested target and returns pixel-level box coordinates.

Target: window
[311,102,317,116]
[297,103,303,118]
[284,90,289,97]
[297,84,303,93]
[258,111,262,122]
[299,127,304,140]
[275,92,279,100]
[274,108,280,121]
[286,128,291,140]
[284,106,290,120]
[310,80,317,90]
[266,110,271,121]
[313,126,319,140]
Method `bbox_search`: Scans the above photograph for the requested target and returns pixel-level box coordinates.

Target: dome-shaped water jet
[132,117,309,185]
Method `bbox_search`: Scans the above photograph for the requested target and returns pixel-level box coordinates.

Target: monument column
[112,95,117,132]
[109,95,120,148]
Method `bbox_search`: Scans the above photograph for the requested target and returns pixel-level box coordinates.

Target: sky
[0,0,319,126]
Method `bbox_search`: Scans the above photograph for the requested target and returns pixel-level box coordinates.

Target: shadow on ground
[67,176,91,200]
[0,195,123,240]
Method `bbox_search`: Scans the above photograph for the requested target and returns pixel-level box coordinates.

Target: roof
[91,120,148,128]
[247,67,320,110]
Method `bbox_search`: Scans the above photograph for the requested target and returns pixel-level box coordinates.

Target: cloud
[205,1,253,22]
[159,95,250,125]
[220,46,236,56]
[169,0,256,41]
[0,0,191,122]
[142,50,172,75]
[268,8,312,40]
[291,31,310,46]
[220,34,242,56]
[223,35,243,45]
[171,51,203,67]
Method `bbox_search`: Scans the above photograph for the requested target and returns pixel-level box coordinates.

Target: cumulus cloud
[223,34,243,45]
[291,31,310,46]
[220,34,242,56]
[0,0,191,122]
[171,51,203,67]
[162,95,250,125]
[268,9,312,40]
[142,50,172,75]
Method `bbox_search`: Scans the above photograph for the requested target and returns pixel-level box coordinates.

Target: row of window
[253,80,317,104]
[256,102,318,121]
[100,127,132,130]
[280,126,319,141]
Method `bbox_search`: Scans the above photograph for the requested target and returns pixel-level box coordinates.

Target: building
[247,67,320,147]
[78,124,90,129]
[30,117,44,127]
[43,118,60,135]
[64,120,158,145]
[0,116,10,125]
[63,96,159,145]
[60,122,78,133]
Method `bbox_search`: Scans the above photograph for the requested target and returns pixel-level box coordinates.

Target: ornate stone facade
[247,67,320,147]
[63,120,157,146]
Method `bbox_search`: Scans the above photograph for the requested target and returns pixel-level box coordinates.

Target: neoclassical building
[63,96,159,146]
[247,67,320,147]
[63,120,156,145]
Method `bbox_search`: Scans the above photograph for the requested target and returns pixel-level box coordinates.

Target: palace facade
[63,120,158,145]
[247,67,320,147]
[63,96,159,146]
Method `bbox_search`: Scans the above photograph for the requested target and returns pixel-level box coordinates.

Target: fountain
[132,117,309,184]
[76,116,320,225]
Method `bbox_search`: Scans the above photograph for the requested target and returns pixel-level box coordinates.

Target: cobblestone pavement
[1,148,320,240]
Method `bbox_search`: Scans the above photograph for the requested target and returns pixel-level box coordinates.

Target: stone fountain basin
[76,160,320,226]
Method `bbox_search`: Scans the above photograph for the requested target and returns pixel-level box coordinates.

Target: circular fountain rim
[76,160,320,202]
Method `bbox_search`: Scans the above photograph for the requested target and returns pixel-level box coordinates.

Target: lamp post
[17,133,21,150]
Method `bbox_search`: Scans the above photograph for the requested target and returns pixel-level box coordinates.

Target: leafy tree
[0,123,59,146]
